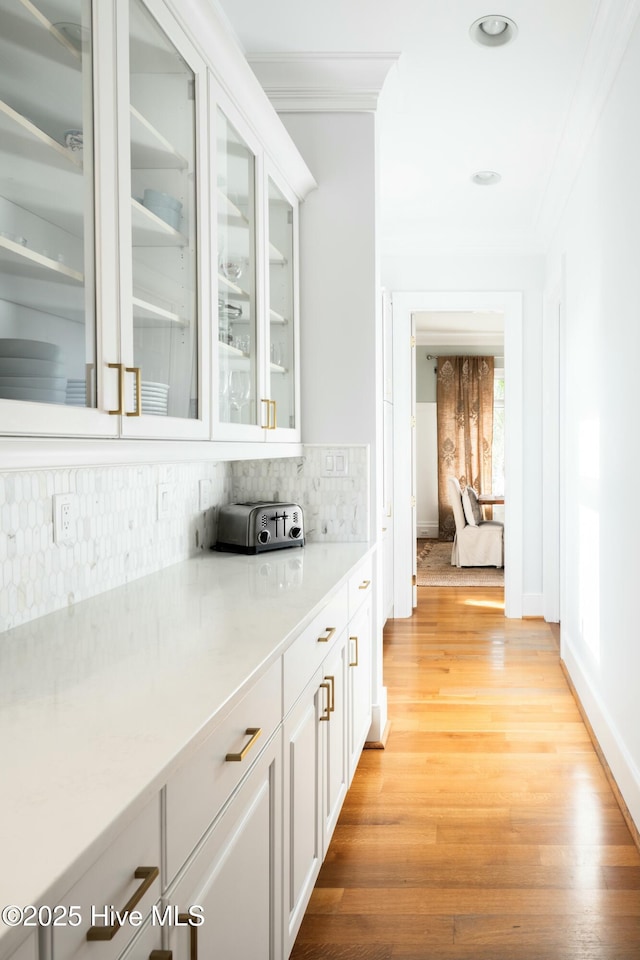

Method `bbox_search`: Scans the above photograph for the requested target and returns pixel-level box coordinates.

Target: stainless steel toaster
[215,501,304,554]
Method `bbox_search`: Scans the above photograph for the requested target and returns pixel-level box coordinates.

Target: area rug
[417,539,504,587]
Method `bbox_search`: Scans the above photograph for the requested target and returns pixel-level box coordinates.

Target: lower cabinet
[347,593,373,782]
[166,731,282,960]
[282,668,323,956]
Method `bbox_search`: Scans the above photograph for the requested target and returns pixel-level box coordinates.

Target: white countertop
[0,542,372,957]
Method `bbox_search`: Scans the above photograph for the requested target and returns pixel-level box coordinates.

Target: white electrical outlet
[157,483,171,520]
[53,493,75,544]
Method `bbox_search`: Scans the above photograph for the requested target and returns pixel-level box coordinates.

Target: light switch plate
[321,448,349,478]
[157,483,172,520]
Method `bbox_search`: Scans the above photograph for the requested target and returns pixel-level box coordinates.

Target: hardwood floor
[290,586,640,959]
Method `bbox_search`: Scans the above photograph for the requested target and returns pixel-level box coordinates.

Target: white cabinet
[346,555,373,779]
[0,0,310,451]
[167,732,282,960]
[50,795,161,960]
[212,83,300,443]
[321,630,348,850]
[282,668,323,956]
[347,597,372,781]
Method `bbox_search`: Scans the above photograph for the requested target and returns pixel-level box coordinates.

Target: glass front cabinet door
[0,0,111,436]
[213,85,300,443]
[117,0,209,438]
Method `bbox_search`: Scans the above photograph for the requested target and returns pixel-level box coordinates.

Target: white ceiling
[215,0,603,258]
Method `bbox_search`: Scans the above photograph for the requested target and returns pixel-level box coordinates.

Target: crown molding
[536,0,640,245]
[247,52,400,112]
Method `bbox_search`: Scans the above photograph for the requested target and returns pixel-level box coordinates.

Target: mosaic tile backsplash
[0,445,369,633]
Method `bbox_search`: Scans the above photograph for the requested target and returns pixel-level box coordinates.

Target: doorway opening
[415,309,505,594]
[391,291,523,619]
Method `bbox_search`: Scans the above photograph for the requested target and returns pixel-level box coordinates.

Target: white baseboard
[368,689,388,743]
[522,593,543,617]
[563,633,640,836]
[417,521,439,538]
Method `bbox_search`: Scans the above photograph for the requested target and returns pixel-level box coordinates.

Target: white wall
[547,14,640,832]
[383,254,545,606]
[282,112,379,544]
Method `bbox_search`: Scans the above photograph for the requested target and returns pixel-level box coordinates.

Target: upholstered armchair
[447,476,504,568]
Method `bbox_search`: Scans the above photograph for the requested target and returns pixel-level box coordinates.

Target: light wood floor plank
[289,586,640,960]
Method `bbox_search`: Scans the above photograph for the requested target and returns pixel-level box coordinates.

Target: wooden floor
[290,586,640,959]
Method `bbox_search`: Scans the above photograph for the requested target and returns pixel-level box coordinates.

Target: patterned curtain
[437,356,494,540]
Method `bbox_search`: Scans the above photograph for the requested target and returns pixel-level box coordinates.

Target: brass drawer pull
[150,953,172,960]
[86,866,159,940]
[349,635,359,668]
[358,579,371,590]
[317,626,336,644]
[319,681,331,721]
[225,727,262,761]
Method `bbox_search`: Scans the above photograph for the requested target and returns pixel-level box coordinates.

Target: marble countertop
[0,542,372,958]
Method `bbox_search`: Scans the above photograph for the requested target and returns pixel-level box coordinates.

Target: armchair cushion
[462,486,483,526]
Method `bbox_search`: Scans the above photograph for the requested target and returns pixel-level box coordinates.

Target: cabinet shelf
[131,198,187,246]
[0,99,83,172]
[16,0,82,64]
[130,105,188,170]
[217,189,286,264]
[218,273,250,300]
[132,295,185,327]
[0,235,84,284]
[218,340,286,374]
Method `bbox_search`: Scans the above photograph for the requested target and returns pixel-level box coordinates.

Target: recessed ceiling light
[471,170,502,186]
[469,15,518,47]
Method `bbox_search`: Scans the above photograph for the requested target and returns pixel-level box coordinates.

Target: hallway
[290,587,640,959]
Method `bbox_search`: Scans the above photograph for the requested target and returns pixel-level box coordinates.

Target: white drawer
[283,586,348,715]
[51,796,161,960]
[165,658,282,883]
[348,554,373,619]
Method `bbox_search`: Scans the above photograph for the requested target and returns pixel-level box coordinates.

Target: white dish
[0,358,65,377]
[0,376,67,389]
[141,403,169,411]
[0,339,62,361]
[0,387,66,402]
[141,380,170,389]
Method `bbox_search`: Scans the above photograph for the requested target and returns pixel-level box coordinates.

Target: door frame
[391,290,523,619]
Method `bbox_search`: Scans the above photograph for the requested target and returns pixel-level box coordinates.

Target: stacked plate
[0,339,66,403]
[141,380,169,416]
[66,378,87,406]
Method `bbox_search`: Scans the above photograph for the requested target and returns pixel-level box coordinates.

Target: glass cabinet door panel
[0,0,97,409]
[267,177,295,431]
[129,0,197,419]
[216,108,257,427]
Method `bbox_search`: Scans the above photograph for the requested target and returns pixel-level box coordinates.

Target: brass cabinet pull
[225,727,262,762]
[319,681,331,721]
[359,579,371,590]
[349,635,359,668]
[107,363,142,416]
[324,674,335,712]
[86,866,159,940]
[178,914,198,960]
[126,366,141,417]
[108,362,124,415]
[317,626,336,644]
[150,953,172,960]
[269,399,277,429]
